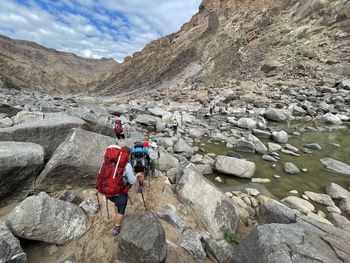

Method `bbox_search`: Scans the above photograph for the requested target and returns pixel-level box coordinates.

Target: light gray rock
[117,212,167,263]
[304,143,322,150]
[284,162,300,174]
[237,118,256,129]
[268,142,282,152]
[12,111,44,125]
[174,139,194,156]
[0,103,21,116]
[304,191,335,206]
[158,151,179,171]
[6,195,88,245]
[339,198,350,216]
[327,213,350,231]
[321,113,342,125]
[190,154,203,163]
[285,144,299,152]
[281,149,300,157]
[35,128,115,190]
[135,114,161,126]
[157,204,185,231]
[201,154,215,165]
[262,155,278,162]
[195,164,213,175]
[148,107,171,118]
[0,142,44,205]
[272,130,288,144]
[79,198,99,214]
[0,116,86,158]
[58,190,83,206]
[0,117,13,128]
[235,138,255,153]
[325,183,350,200]
[108,104,129,115]
[281,196,315,214]
[188,128,206,139]
[320,158,350,175]
[180,229,206,262]
[259,200,297,224]
[202,236,235,263]
[214,156,256,178]
[337,79,350,90]
[253,129,271,139]
[0,222,27,263]
[177,165,239,239]
[233,215,350,263]
[264,108,288,122]
[248,134,267,154]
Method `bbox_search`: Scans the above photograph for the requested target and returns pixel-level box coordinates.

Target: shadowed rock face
[0,34,117,94]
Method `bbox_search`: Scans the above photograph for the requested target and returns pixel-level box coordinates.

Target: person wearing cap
[148,141,160,177]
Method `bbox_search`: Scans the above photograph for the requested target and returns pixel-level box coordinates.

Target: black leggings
[108,194,128,215]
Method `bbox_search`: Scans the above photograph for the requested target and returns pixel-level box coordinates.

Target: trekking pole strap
[113,152,122,179]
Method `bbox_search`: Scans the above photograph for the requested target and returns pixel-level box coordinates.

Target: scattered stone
[284,162,300,174]
[251,178,271,183]
[285,143,299,152]
[180,229,206,262]
[339,198,350,216]
[202,236,235,263]
[237,118,256,129]
[214,156,256,178]
[252,129,271,139]
[245,188,260,196]
[0,117,13,128]
[214,176,222,183]
[158,151,179,171]
[267,142,282,152]
[0,222,27,263]
[327,205,342,214]
[289,190,298,194]
[262,155,278,162]
[273,175,281,179]
[195,164,213,175]
[302,148,312,154]
[272,130,288,144]
[58,190,83,206]
[264,108,288,122]
[306,211,333,225]
[281,149,300,156]
[281,196,315,214]
[321,113,342,125]
[320,158,350,175]
[235,137,255,153]
[302,168,308,172]
[304,143,322,150]
[157,204,185,231]
[326,183,350,199]
[304,191,335,206]
[79,198,99,214]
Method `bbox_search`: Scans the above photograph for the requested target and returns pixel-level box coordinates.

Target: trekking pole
[96,192,102,217]
[105,195,110,219]
[128,195,133,205]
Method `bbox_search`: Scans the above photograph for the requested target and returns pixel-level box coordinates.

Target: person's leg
[109,195,128,235]
[116,134,121,140]
[121,134,125,140]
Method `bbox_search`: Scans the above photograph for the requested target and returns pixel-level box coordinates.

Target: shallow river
[201,120,350,200]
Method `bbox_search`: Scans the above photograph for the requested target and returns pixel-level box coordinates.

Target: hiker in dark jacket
[148,142,160,177]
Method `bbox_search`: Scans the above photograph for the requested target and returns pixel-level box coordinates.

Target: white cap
[150,142,157,148]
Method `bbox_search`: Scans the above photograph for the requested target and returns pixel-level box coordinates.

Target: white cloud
[0,0,201,62]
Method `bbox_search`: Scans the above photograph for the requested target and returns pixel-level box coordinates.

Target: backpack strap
[112,152,123,179]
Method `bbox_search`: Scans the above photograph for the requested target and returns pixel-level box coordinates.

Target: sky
[0,0,202,62]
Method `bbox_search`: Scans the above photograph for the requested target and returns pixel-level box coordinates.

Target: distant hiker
[114,118,127,140]
[96,145,143,235]
[148,142,160,177]
[170,117,178,136]
[131,142,150,178]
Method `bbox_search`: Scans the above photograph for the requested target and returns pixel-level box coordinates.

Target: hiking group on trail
[96,117,161,235]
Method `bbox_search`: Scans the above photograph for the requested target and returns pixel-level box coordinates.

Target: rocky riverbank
[0,78,350,262]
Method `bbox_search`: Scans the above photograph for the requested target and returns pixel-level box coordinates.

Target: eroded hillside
[95,0,350,96]
[0,35,117,94]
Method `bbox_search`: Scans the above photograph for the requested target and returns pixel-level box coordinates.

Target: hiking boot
[112,225,121,236]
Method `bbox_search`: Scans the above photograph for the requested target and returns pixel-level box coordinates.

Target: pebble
[302,194,309,200]
[245,188,260,196]
[251,178,271,183]
[214,176,222,183]
[302,168,308,172]
[273,175,281,178]
[289,190,298,194]
[225,192,233,198]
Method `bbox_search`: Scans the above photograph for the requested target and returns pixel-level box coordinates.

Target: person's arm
[124,163,144,185]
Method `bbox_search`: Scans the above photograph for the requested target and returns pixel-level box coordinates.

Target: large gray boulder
[158,151,179,171]
[320,158,350,175]
[0,222,27,263]
[325,183,350,200]
[264,108,289,122]
[117,212,167,263]
[177,165,239,239]
[281,196,315,214]
[6,195,88,245]
[214,156,256,178]
[108,104,129,115]
[157,204,185,231]
[67,108,114,137]
[0,142,44,205]
[135,114,161,126]
[259,200,297,225]
[35,128,115,190]
[0,117,86,158]
[233,216,350,263]
[321,113,342,125]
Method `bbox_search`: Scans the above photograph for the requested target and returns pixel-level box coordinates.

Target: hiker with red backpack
[114,118,127,140]
[96,145,143,235]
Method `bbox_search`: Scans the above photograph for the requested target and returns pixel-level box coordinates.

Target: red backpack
[114,120,123,135]
[96,145,130,196]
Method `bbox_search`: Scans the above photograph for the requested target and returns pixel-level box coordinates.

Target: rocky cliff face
[96,0,350,96]
[0,34,117,94]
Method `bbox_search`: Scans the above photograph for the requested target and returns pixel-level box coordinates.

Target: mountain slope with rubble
[95,0,350,96]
